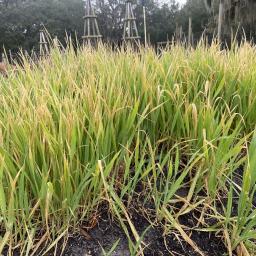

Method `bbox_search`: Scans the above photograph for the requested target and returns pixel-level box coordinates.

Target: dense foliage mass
[0,0,209,55]
[0,43,256,255]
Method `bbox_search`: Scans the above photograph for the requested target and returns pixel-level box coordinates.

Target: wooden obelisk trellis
[82,0,102,45]
[123,0,140,46]
[39,24,49,58]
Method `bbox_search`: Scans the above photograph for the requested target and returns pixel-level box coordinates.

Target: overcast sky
[160,0,187,7]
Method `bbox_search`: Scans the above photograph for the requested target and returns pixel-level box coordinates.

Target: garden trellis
[82,0,102,45]
[123,0,140,46]
[39,24,49,57]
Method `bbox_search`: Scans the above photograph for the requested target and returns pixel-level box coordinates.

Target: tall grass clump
[0,41,256,255]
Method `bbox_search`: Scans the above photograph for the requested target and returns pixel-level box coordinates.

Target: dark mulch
[59,205,227,256]
[0,203,232,256]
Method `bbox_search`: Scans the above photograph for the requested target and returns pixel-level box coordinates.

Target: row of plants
[0,42,256,255]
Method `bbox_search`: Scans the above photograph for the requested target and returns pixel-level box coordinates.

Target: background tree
[2,0,254,59]
[176,0,209,42]
[0,0,184,54]
[0,0,84,56]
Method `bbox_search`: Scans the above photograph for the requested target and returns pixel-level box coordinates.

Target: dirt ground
[61,208,227,256]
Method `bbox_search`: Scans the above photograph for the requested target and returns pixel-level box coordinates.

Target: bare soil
[60,206,227,256]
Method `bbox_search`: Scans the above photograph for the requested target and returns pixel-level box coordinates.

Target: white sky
[160,0,187,7]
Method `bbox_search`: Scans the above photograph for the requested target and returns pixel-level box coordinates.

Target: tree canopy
[0,0,209,55]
